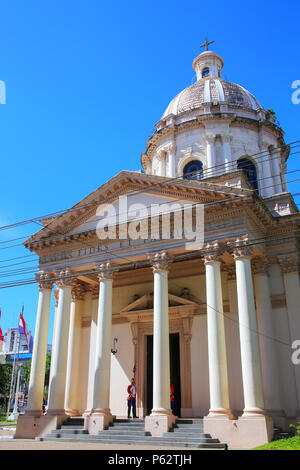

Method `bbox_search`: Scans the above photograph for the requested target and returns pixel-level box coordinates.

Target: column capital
[229,236,253,260]
[156,150,166,161]
[96,261,114,281]
[35,271,54,290]
[205,134,215,144]
[167,142,177,154]
[55,268,73,288]
[251,256,270,275]
[222,134,232,144]
[149,251,169,273]
[277,253,300,274]
[71,279,87,301]
[203,242,222,264]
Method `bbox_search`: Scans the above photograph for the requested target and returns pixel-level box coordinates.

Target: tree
[0,362,13,411]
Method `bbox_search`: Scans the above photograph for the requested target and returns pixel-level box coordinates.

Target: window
[202,67,209,78]
[237,158,258,190]
[183,160,203,180]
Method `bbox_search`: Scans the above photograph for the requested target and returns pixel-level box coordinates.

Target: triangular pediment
[24,170,248,247]
[120,290,200,313]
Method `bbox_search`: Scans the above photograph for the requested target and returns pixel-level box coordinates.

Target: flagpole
[6,315,21,419]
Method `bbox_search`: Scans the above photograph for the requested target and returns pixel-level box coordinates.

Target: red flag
[19,310,29,347]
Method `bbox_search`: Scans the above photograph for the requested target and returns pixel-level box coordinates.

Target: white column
[260,143,273,198]
[233,247,265,415]
[223,135,232,173]
[167,143,176,178]
[252,258,283,416]
[151,252,171,414]
[145,252,175,437]
[64,280,86,416]
[157,151,166,177]
[47,269,72,415]
[89,262,114,430]
[278,255,300,418]
[25,273,53,415]
[205,134,215,177]
[204,249,232,417]
[270,146,283,194]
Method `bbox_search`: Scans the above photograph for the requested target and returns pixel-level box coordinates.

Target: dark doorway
[146,333,181,417]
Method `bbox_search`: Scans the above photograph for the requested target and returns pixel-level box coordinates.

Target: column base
[85,409,113,434]
[204,413,274,449]
[207,408,235,420]
[145,409,177,437]
[15,413,68,439]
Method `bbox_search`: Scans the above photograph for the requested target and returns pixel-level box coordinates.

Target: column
[252,257,283,421]
[270,146,283,194]
[233,246,265,415]
[47,269,72,415]
[278,254,300,419]
[205,134,215,177]
[157,150,166,177]
[222,135,232,173]
[64,279,86,416]
[25,272,53,415]
[167,143,176,178]
[145,252,175,436]
[260,143,273,197]
[87,262,114,432]
[204,247,232,418]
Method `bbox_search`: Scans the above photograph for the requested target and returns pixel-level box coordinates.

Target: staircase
[37,417,226,449]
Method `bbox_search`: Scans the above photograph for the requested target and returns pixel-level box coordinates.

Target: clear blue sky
[0,0,299,344]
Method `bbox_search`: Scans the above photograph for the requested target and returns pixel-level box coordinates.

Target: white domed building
[16,45,300,450]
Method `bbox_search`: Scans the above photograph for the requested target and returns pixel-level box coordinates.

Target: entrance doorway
[146,333,181,416]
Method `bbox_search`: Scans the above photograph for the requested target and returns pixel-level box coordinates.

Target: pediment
[24,170,247,248]
[120,290,200,314]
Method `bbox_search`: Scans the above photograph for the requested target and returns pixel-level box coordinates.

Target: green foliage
[0,363,12,396]
[254,436,300,450]
[290,421,300,437]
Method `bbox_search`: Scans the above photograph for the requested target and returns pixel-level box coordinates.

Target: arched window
[183,160,203,180]
[237,157,258,190]
[202,67,210,78]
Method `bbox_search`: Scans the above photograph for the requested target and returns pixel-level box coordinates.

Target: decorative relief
[53,289,59,307]
[35,271,54,290]
[203,241,221,264]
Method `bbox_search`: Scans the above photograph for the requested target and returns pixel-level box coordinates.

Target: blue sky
[0,0,299,343]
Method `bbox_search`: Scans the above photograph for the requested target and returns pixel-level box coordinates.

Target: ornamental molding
[251,256,270,275]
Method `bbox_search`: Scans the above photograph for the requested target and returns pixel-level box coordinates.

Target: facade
[16,47,300,449]
[2,328,33,355]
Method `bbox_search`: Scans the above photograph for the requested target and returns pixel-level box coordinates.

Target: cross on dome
[200,35,214,51]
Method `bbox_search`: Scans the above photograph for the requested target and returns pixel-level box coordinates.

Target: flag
[19,307,29,348]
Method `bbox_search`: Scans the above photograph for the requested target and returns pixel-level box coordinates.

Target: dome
[162,78,262,119]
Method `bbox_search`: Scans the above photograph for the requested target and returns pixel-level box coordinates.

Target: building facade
[16,47,300,449]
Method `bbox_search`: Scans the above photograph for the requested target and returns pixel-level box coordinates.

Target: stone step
[37,435,224,449]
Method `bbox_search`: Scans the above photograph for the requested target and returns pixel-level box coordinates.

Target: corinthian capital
[205,134,215,144]
[71,279,87,301]
[277,254,299,274]
[35,271,54,290]
[251,256,270,275]
[229,236,253,260]
[203,242,222,264]
[149,251,169,273]
[55,268,73,288]
[96,261,114,281]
